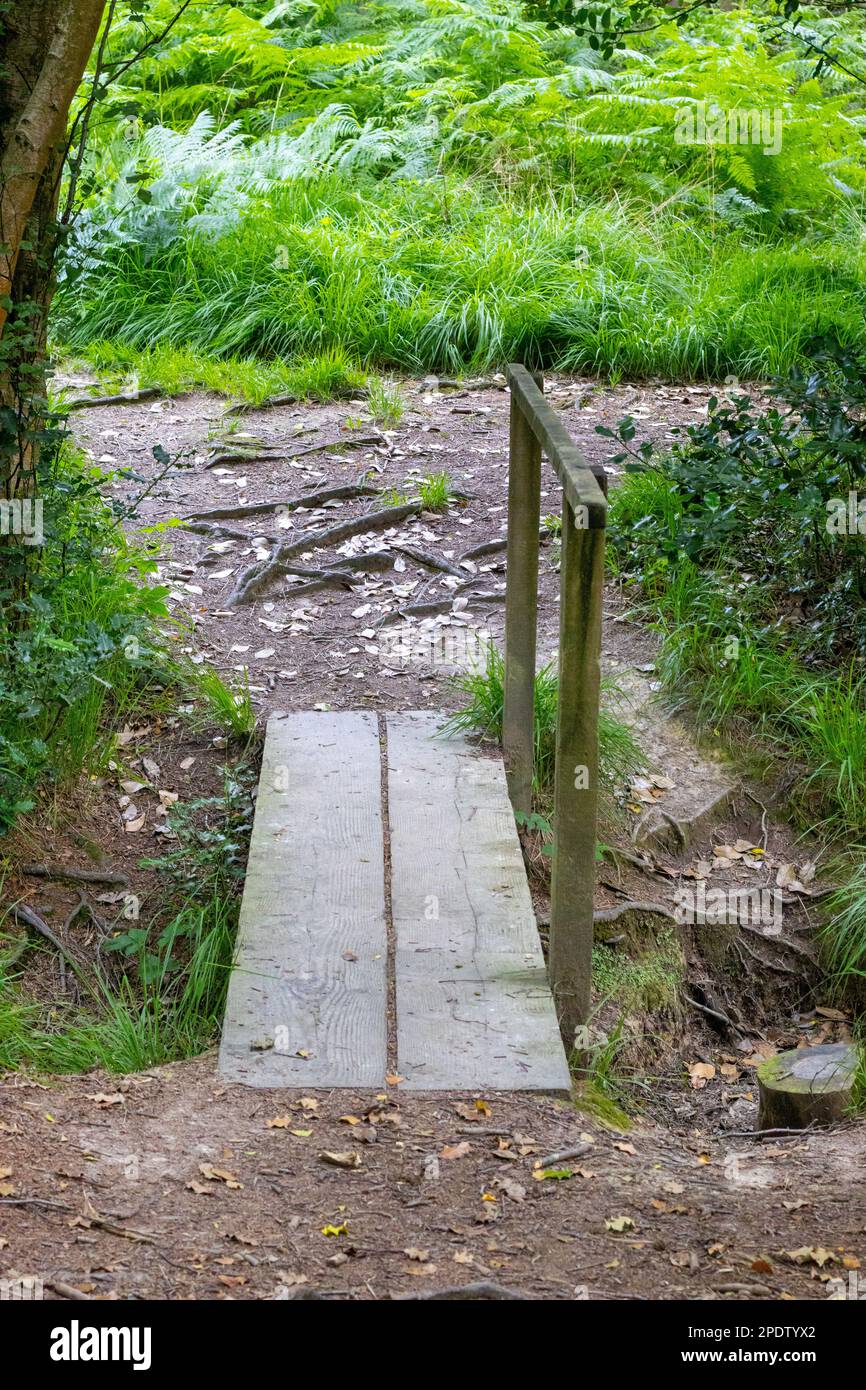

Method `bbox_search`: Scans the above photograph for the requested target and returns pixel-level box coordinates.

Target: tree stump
[757,1043,859,1130]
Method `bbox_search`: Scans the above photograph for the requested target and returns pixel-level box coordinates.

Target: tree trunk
[0,0,105,584]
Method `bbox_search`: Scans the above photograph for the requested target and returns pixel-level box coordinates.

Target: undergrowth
[446,640,644,807]
[605,341,866,996]
[0,767,255,1072]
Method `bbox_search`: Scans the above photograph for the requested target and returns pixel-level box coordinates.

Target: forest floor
[1,373,863,1301]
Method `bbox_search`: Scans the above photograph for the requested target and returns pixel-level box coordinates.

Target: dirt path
[1,1057,864,1301]
[1,372,862,1301]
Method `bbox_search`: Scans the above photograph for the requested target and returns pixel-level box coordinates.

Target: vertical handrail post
[502,380,542,819]
[548,485,606,1052]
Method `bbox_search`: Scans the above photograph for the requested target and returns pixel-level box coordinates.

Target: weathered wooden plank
[387,712,571,1093]
[219,710,387,1087]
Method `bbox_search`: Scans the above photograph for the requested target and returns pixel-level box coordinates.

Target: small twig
[593,900,676,924]
[724,1124,820,1140]
[0,1197,72,1211]
[455,1126,517,1138]
[711,1283,773,1297]
[46,1280,93,1302]
[744,790,769,850]
[536,1142,594,1168]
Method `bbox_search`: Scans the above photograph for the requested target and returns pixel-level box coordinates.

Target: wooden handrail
[502,364,607,1050]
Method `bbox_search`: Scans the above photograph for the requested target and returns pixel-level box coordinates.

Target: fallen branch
[458,522,553,564]
[260,433,385,465]
[223,384,367,416]
[227,501,420,606]
[723,1124,819,1140]
[458,536,507,562]
[283,552,396,598]
[186,521,257,542]
[379,590,503,623]
[223,392,298,416]
[204,449,286,469]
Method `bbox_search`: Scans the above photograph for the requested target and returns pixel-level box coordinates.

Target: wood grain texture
[219,711,387,1087]
[387,712,571,1093]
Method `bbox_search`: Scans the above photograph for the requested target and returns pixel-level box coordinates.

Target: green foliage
[367,376,405,425]
[54,1,866,380]
[74,341,368,405]
[445,639,644,801]
[58,168,866,379]
[606,350,866,997]
[607,338,866,661]
[186,665,257,739]
[418,471,452,510]
[0,439,170,833]
[592,931,683,1016]
[0,768,255,1073]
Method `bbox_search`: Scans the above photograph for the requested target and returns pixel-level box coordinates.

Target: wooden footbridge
[219,368,608,1091]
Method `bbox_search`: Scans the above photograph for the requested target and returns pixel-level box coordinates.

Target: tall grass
[58,181,866,382]
[446,641,644,804]
[72,341,368,405]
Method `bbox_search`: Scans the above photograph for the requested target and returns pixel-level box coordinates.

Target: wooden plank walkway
[387,713,571,1093]
[219,711,388,1087]
[219,709,570,1093]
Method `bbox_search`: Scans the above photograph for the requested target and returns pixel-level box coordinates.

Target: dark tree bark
[0,1,105,534]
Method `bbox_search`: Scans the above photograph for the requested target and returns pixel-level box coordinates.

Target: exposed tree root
[64,387,162,410]
[392,544,464,577]
[226,501,421,605]
[23,863,129,886]
[185,480,380,522]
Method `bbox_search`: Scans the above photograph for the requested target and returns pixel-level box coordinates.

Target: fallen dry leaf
[605,1215,636,1233]
[199,1165,243,1190]
[688,1061,716,1089]
[785,1246,837,1268]
[319,1151,362,1170]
